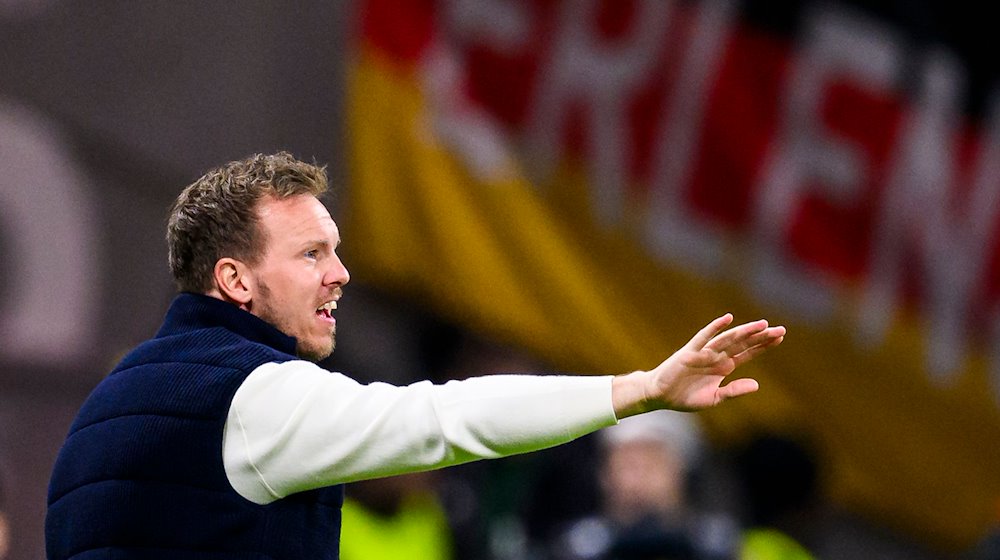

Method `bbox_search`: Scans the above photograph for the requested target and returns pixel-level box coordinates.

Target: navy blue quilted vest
[46,293,345,559]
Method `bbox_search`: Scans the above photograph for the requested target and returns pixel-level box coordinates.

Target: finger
[730,334,784,368]
[716,377,760,403]
[705,319,770,353]
[722,325,786,358]
[687,313,734,351]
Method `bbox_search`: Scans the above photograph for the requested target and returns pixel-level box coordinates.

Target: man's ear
[213,257,253,306]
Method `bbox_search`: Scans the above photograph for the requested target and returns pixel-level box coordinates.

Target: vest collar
[156,292,299,356]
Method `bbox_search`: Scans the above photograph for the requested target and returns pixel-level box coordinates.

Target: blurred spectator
[339,471,453,560]
[734,433,823,560]
[547,410,738,560]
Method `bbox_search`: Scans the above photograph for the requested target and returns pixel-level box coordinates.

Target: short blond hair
[167,152,329,293]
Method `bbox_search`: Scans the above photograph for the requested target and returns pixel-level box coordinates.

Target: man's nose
[325,255,350,286]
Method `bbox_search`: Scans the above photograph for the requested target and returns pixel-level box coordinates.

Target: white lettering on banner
[526,0,671,225]
[439,1,1000,397]
[750,7,901,320]
[859,50,992,382]
[963,92,1000,385]
[427,0,531,181]
[643,0,738,276]
[968,93,1000,392]
[445,0,530,49]
[0,101,99,366]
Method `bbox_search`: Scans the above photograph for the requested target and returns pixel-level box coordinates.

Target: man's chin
[298,339,335,362]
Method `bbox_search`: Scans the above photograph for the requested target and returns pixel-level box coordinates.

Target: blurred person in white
[552,410,737,560]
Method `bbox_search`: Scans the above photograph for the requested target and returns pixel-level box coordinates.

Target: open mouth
[316,300,337,321]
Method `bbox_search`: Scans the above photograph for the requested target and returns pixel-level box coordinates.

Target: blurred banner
[344,0,1000,550]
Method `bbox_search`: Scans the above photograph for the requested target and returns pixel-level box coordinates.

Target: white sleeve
[223,360,617,504]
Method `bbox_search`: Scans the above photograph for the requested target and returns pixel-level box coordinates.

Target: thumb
[715,377,760,403]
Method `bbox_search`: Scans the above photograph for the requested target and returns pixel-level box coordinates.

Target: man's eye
[305,250,318,259]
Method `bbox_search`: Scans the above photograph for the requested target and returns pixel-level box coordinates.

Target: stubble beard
[255,281,336,362]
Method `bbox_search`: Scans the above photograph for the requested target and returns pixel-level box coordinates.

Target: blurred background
[2,0,1000,558]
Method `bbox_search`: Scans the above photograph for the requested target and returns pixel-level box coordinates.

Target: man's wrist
[611,370,659,419]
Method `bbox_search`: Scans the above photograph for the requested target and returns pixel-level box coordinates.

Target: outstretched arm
[612,314,785,419]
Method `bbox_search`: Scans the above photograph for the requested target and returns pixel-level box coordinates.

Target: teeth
[318,301,338,311]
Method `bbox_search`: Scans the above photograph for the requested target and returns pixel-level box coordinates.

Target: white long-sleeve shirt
[222,360,618,504]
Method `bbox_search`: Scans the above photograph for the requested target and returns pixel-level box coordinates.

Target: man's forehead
[258,194,340,241]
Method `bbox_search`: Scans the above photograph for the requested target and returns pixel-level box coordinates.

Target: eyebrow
[300,238,340,251]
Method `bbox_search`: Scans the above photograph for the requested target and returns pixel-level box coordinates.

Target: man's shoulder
[69,327,298,435]
[115,325,297,375]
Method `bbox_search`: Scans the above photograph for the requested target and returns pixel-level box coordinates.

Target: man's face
[602,441,685,523]
[248,194,349,361]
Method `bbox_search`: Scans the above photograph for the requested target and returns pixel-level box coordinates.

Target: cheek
[258,267,306,299]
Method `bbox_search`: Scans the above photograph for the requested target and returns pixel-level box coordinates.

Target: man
[549,410,732,560]
[45,152,785,559]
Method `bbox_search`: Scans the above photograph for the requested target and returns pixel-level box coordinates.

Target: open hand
[612,314,785,418]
